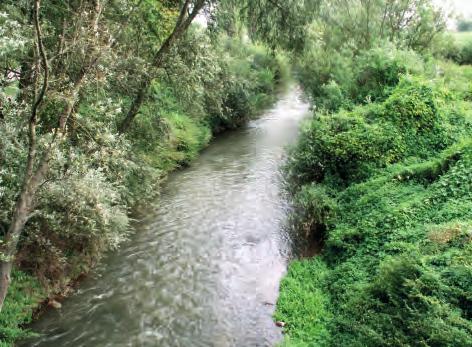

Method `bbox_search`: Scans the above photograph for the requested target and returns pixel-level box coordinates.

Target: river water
[24,86,310,347]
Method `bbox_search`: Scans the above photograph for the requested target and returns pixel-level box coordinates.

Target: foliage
[0,271,43,346]
[211,0,321,51]
[458,18,472,32]
[314,0,446,53]
[0,1,288,344]
[293,0,446,113]
[287,77,452,188]
[442,33,472,65]
[297,43,425,112]
[277,51,472,347]
[275,259,331,347]
[278,3,472,343]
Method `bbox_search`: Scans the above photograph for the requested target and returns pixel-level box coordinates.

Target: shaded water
[24,86,310,347]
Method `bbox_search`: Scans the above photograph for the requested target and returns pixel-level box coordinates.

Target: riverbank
[275,56,472,345]
[0,33,290,346]
[20,86,308,347]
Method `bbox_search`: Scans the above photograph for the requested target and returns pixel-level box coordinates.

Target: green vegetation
[0,0,296,344]
[2,0,472,345]
[276,1,472,346]
[278,62,472,347]
[444,32,472,65]
[0,272,43,346]
[453,31,472,45]
[458,18,472,33]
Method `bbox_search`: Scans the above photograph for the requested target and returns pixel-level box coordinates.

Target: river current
[24,86,310,347]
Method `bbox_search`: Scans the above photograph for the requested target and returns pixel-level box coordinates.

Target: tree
[119,0,322,133]
[315,0,446,52]
[458,18,472,32]
[210,0,321,51]
[0,0,109,312]
[118,0,207,133]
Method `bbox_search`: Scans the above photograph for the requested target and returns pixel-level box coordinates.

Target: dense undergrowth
[276,38,472,347]
[0,23,288,347]
[444,32,472,65]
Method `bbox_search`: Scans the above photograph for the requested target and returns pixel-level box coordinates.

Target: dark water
[23,87,310,347]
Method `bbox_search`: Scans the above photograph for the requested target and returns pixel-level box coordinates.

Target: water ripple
[23,86,310,347]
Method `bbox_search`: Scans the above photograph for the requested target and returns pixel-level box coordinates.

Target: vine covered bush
[287,77,451,188]
[278,42,472,347]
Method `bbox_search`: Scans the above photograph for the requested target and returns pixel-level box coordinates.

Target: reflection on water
[23,86,310,347]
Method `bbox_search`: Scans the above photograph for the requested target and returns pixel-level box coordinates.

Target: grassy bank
[0,31,289,345]
[276,51,472,345]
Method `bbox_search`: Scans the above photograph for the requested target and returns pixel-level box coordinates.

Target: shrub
[278,55,472,347]
[297,44,424,113]
[352,45,425,103]
[442,35,472,65]
[287,77,449,188]
[0,271,43,345]
[292,184,337,239]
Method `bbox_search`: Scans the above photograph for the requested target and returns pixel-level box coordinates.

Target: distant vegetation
[443,32,472,65]
[458,18,472,32]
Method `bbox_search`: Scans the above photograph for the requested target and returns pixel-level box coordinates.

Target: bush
[0,272,43,345]
[292,184,337,240]
[353,45,425,103]
[460,41,472,65]
[287,77,449,188]
[296,46,354,112]
[297,44,424,113]
[442,35,472,65]
[278,62,472,346]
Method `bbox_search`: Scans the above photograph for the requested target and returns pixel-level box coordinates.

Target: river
[23,86,310,347]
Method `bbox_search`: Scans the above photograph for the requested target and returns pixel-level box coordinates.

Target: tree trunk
[117,34,179,134]
[0,0,103,311]
[118,76,150,133]
[0,173,40,311]
[118,0,205,134]
[0,261,12,310]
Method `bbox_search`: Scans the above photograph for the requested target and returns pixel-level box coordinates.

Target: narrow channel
[24,86,310,347]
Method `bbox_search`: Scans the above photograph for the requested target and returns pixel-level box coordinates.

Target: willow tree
[211,0,321,52]
[118,0,208,133]
[318,0,446,51]
[0,0,110,312]
[118,0,322,133]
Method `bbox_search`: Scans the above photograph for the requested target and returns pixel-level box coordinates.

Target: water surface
[25,86,310,347]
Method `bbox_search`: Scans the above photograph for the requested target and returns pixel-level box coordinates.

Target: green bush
[296,46,354,112]
[278,63,472,346]
[292,184,337,239]
[287,77,449,188]
[0,271,43,346]
[353,45,425,103]
[297,44,424,113]
[443,35,472,65]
